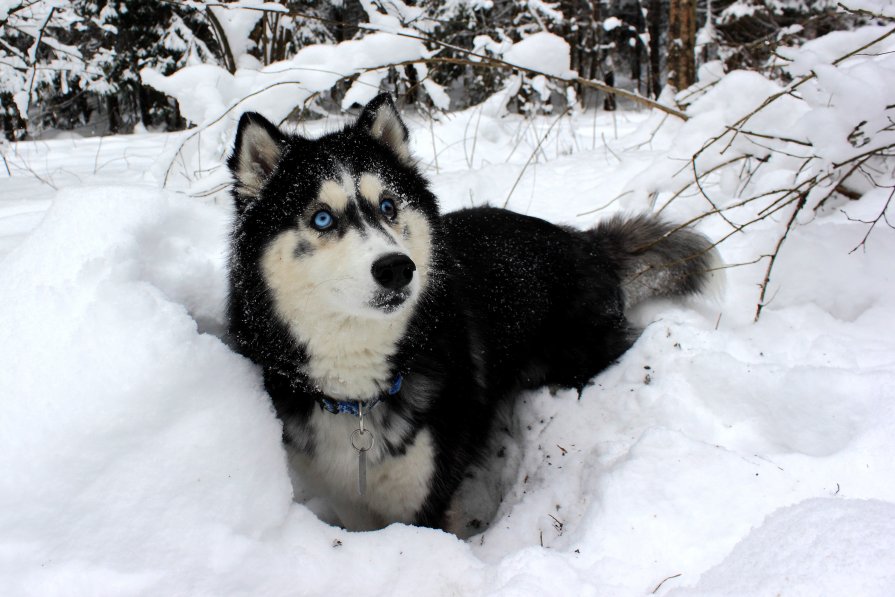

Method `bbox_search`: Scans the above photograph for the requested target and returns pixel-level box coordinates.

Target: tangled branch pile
[623,7,895,319]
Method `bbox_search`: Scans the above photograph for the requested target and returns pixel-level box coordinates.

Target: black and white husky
[226,94,716,533]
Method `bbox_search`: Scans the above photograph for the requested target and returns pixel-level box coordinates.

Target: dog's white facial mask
[261,172,431,319]
[259,172,433,399]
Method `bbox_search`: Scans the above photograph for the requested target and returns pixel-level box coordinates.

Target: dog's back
[443,206,716,395]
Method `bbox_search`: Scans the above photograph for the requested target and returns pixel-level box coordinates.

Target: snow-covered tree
[713,0,848,72]
[71,0,217,133]
[0,0,90,138]
[0,0,221,137]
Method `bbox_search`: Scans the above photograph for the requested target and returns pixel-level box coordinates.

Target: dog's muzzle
[371,253,416,291]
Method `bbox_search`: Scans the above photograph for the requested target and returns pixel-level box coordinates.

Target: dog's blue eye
[380,198,397,220]
[312,210,334,230]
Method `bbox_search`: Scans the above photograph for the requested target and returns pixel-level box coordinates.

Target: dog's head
[228,94,438,327]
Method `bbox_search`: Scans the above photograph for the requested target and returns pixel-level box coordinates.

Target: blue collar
[318,374,403,416]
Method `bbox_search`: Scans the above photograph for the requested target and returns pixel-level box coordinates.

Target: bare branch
[652,573,683,594]
[0,149,10,177]
[657,155,750,215]
[163,80,311,186]
[503,107,571,208]
[755,194,808,321]
[845,185,895,253]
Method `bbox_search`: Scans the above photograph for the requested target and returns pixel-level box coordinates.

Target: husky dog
[227,94,716,533]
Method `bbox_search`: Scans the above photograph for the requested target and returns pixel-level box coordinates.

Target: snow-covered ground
[1,103,894,596]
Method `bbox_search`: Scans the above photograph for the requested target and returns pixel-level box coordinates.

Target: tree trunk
[1,96,27,141]
[403,64,418,106]
[648,0,662,98]
[667,0,697,91]
[603,70,617,111]
[107,94,121,134]
[138,83,151,128]
[590,0,602,107]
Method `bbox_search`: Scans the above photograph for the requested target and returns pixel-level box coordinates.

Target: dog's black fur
[226,94,715,531]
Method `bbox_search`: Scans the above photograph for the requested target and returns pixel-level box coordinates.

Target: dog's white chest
[289,410,436,530]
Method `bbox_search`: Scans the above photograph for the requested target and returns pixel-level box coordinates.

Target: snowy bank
[1,104,894,594]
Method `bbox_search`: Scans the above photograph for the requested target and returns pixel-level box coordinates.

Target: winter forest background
[0,0,883,139]
[0,0,880,139]
[2,1,895,595]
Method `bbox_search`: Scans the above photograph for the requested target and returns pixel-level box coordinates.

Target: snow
[207,2,268,63]
[779,25,895,164]
[840,0,895,17]
[603,16,623,32]
[0,188,292,595]
[139,25,443,185]
[2,22,895,594]
[719,1,760,21]
[0,0,17,20]
[670,498,895,596]
[501,32,576,79]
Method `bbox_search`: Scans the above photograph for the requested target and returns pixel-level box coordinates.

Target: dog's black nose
[372,253,416,290]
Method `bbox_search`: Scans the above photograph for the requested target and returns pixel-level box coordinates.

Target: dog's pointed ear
[228,112,287,201]
[355,94,412,165]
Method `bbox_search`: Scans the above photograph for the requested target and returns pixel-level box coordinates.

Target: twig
[504,108,537,164]
[692,153,742,231]
[813,155,873,211]
[163,80,311,186]
[652,573,682,593]
[92,135,103,175]
[189,183,230,198]
[626,113,670,151]
[425,105,440,174]
[576,190,632,217]
[601,132,622,162]
[657,155,750,215]
[755,193,808,321]
[6,154,57,189]
[0,149,10,177]
[845,184,895,253]
[706,254,773,271]
[548,514,564,535]
[469,101,485,168]
[503,108,570,208]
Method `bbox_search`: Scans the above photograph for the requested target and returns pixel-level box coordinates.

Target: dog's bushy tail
[588,214,720,309]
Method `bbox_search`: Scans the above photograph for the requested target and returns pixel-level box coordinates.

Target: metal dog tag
[351,402,375,496]
[351,429,374,495]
